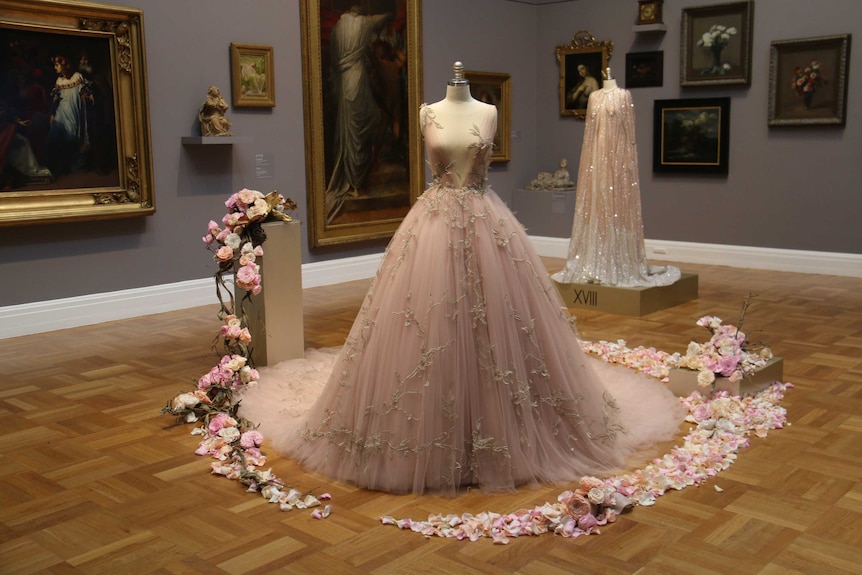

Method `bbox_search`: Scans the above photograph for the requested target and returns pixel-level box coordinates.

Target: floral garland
[383,357,791,543]
[383,313,789,542]
[162,189,331,517]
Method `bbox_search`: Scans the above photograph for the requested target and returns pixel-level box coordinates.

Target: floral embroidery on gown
[552,87,680,287]
[239,101,684,495]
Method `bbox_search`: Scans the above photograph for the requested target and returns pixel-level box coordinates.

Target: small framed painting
[556,30,613,120]
[767,34,851,127]
[464,70,511,162]
[230,43,275,108]
[625,51,664,88]
[653,98,730,175]
[680,1,753,87]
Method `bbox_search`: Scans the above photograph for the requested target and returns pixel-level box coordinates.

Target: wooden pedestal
[553,273,699,316]
[244,220,304,366]
[667,357,784,397]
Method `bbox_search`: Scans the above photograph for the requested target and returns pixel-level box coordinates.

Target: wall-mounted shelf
[181,136,253,145]
[632,23,667,33]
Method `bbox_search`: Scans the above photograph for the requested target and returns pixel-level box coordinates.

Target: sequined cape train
[552,87,680,287]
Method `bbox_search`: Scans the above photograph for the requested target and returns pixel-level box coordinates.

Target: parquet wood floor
[2,259,861,574]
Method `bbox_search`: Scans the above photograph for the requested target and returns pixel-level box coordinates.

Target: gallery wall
[0,0,859,309]
[536,0,862,253]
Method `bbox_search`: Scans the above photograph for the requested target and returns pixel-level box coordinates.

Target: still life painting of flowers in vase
[791,61,825,109]
[697,24,737,75]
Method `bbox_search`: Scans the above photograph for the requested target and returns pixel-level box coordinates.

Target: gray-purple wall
[0,0,859,307]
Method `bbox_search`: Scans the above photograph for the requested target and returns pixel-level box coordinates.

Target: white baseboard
[0,253,384,339]
[531,237,862,278]
[2,240,859,339]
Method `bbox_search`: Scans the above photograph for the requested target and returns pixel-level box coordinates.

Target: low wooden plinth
[553,273,698,316]
[244,220,305,366]
[667,357,784,397]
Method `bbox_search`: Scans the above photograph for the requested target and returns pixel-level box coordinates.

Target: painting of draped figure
[300,0,423,247]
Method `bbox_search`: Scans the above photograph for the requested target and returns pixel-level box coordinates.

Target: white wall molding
[2,240,859,339]
[531,236,862,277]
[0,253,384,339]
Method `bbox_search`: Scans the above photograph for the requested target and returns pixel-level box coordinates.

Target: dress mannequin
[602,66,618,91]
[238,62,683,495]
[421,62,495,184]
[552,66,680,287]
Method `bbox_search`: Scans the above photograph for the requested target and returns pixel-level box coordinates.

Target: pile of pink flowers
[581,315,773,391]
[675,315,772,389]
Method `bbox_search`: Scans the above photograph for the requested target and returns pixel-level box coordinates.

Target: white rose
[219,426,241,443]
[697,370,716,388]
[588,487,605,506]
[225,233,242,249]
[171,392,201,412]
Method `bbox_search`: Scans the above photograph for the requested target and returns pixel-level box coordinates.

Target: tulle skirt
[238,184,684,495]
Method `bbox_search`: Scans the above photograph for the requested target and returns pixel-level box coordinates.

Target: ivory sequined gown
[240,102,683,495]
[552,87,680,287]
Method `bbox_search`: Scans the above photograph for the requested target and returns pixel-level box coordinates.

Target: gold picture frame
[0,0,154,227]
[300,0,423,247]
[464,70,511,163]
[230,43,275,108]
[556,30,613,120]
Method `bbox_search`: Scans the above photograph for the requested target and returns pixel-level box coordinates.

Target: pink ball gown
[239,101,683,495]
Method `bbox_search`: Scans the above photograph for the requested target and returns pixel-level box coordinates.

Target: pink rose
[208,412,237,435]
[577,513,599,532]
[236,264,259,291]
[717,355,740,377]
[579,476,605,493]
[215,246,234,262]
[240,430,264,448]
[562,492,591,520]
[237,188,260,206]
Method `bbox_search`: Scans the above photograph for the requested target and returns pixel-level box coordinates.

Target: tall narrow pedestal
[245,220,304,366]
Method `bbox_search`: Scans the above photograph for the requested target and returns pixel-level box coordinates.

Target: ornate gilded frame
[230,43,275,108]
[556,30,613,120]
[464,70,511,163]
[300,0,423,247]
[0,0,154,227]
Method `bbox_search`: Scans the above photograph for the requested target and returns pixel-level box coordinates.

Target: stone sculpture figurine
[525,158,575,190]
[199,85,232,137]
